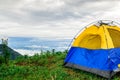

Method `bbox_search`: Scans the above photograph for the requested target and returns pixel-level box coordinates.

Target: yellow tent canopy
[73,21,120,49]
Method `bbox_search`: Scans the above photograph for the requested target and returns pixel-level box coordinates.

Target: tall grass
[0,50,120,80]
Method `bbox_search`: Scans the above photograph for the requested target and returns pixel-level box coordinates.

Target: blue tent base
[64,62,116,79]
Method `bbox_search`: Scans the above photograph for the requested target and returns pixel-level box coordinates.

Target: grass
[0,51,120,80]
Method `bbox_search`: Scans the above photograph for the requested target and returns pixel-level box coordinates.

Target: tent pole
[66,20,99,51]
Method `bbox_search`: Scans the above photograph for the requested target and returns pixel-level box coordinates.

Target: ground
[0,51,120,80]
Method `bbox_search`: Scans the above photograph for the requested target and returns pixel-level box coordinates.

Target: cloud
[14,49,41,56]
[25,45,49,49]
[0,0,120,38]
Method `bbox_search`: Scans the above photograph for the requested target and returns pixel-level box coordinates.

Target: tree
[0,56,4,65]
[2,44,10,65]
[52,49,55,54]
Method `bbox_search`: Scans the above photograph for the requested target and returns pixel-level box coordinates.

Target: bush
[2,45,10,65]
[0,56,4,65]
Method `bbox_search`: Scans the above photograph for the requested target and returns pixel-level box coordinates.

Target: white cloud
[25,45,49,49]
[23,0,65,11]
[0,0,120,38]
[14,49,41,56]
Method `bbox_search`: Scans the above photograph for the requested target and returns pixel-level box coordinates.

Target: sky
[0,0,120,39]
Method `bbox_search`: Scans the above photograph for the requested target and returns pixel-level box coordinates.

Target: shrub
[2,45,10,65]
[0,56,4,65]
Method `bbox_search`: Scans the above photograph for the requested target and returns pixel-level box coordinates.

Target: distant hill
[0,44,22,60]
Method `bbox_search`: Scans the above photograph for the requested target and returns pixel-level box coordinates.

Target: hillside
[0,44,22,60]
[0,51,120,80]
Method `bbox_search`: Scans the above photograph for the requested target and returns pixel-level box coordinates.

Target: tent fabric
[65,62,116,78]
[72,24,120,49]
[64,22,120,78]
[65,47,120,71]
[108,28,120,48]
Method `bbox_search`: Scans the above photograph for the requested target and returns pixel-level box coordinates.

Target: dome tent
[64,20,120,79]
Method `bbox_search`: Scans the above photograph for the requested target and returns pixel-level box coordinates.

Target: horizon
[7,37,71,56]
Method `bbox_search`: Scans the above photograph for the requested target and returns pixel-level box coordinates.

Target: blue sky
[0,0,120,39]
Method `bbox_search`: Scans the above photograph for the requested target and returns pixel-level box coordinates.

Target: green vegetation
[0,50,120,80]
[0,44,10,65]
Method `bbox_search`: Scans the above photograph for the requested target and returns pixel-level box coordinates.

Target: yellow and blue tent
[64,20,120,79]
